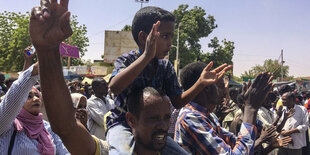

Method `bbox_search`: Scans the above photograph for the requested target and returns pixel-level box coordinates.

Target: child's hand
[144,21,160,59]
[199,61,232,86]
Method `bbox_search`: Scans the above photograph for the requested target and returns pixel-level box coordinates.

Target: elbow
[109,83,121,95]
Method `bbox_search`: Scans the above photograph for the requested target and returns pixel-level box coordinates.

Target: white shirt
[281,104,309,149]
[257,107,276,128]
[87,95,115,140]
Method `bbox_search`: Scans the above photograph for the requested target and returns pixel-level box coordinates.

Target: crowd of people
[1,0,310,154]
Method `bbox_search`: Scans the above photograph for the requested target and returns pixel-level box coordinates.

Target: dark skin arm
[109,21,232,109]
[261,136,293,154]
[276,107,295,132]
[242,72,273,125]
[30,0,96,154]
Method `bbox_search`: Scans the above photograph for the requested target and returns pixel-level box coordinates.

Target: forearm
[37,46,77,135]
[109,53,152,95]
[272,116,281,127]
[173,79,205,109]
[0,65,38,134]
[23,58,33,71]
[243,105,257,125]
[276,117,288,132]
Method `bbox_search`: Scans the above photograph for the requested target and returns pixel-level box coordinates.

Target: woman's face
[23,89,42,115]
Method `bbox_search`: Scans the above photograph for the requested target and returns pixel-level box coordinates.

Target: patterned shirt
[0,65,69,155]
[106,50,182,129]
[175,102,257,155]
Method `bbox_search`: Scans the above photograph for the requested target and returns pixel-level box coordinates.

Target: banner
[60,43,80,58]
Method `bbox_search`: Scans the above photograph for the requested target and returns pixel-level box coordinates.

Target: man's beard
[135,130,167,152]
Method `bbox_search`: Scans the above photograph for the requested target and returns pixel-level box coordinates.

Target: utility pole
[135,0,149,9]
[175,22,182,79]
[281,49,284,81]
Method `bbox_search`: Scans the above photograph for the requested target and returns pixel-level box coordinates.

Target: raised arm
[171,62,232,109]
[29,0,95,154]
[0,64,38,135]
[109,22,160,95]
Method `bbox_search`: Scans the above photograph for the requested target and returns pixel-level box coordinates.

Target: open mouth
[32,103,40,107]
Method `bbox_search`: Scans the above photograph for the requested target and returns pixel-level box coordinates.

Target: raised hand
[277,105,284,118]
[243,72,273,110]
[258,126,277,143]
[23,45,36,59]
[144,21,160,59]
[199,62,232,86]
[271,136,293,148]
[29,0,72,49]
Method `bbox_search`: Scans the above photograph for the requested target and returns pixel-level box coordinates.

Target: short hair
[284,92,296,101]
[279,85,292,95]
[91,79,107,91]
[127,87,165,118]
[180,62,207,91]
[4,77,17,86]
[132,6,175,46]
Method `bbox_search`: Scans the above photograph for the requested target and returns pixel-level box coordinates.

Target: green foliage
[0,12,89,72]
[0,11,31,72]
[200,37,234,68]
[169,4,217,68]
[121,25,132,31]
[241,59,289,80]
[62,15,89,66]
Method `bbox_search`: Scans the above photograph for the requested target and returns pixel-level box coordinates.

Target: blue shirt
[106,50,182,129]
[175,102,257,155]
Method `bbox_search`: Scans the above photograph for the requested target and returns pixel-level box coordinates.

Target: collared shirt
[106,50,182,129]
[0,65,69,155]
[280,104,309,149]
[175,102,257,155]
[87,95,115,140]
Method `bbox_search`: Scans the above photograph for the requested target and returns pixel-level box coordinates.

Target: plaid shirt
[175,102,257,155]
[106,50,182,129]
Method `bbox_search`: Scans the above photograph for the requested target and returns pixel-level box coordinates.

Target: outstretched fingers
[203,61,213,72]
[60,0,69,9]
[40,0,51,20]
[212,63,227,73]
[60,11,73,37]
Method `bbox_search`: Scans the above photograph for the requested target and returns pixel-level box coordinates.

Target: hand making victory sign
[30,0,72,49]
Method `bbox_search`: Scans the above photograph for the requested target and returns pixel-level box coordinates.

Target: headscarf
[14,87,54,155]
[71,93,87,108]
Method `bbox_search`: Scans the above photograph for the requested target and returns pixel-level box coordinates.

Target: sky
[1,0,310,77]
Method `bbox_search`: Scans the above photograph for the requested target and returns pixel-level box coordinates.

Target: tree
[169,4,217,68]
[0,11,31,72]
[200,37,234,68]
[121,25,132,31]
[61,15,89,66]
[0,12,88,72]
[241,59,290,80]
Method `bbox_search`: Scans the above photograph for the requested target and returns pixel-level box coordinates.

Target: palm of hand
[200,70,218,85]
[30,4,72,48]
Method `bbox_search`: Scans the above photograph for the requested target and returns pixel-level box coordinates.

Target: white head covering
[71,93,87,108]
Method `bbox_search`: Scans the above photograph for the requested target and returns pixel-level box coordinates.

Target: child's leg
[160,136,189,155]
[107,123,135,155]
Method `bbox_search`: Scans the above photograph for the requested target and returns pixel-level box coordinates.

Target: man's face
[155,21,175,59]
[202,84,219,106]
[134,94,171,151]
[93,81,108,96]
[282,93,294,107]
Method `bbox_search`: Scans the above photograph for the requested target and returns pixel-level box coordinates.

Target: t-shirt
[105,50,182,130]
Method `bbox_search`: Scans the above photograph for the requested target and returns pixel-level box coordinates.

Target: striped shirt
[175,102,257,155]
[0,65,69,155]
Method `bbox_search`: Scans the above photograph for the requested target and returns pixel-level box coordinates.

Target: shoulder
[115,50,137,64]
